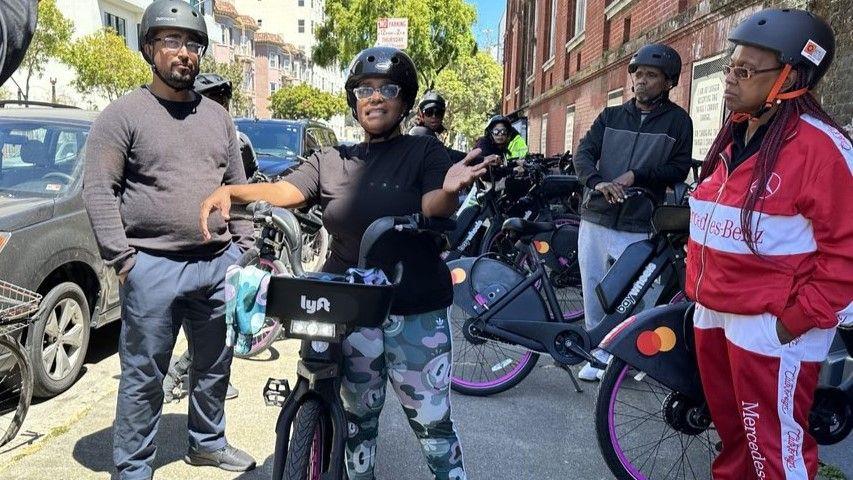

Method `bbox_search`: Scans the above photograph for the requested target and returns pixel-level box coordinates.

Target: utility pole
[50,78,57,103]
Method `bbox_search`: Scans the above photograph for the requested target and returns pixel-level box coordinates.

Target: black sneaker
[185,444,256,472]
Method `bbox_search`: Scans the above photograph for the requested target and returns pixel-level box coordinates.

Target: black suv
[234,118,338,177]
[0,102,121,397]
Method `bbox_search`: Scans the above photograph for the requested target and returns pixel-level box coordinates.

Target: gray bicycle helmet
[628,44,682,86]
[344,47,419,120]
[138,0,208,64]
[418,91,446,112]
[194,73,232,97]
[728,8,835,89]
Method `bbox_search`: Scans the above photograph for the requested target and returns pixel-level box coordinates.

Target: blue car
[234,118,339,177]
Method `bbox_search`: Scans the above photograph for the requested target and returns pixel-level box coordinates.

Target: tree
[63,28,150,102]
[434,51,502,149]
[0,87,11,101]
[269,83,347,121]
[313,0,477,90]
[198,57,251,116]
[16,0,73,100]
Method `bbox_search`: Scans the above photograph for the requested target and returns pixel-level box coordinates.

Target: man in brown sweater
[82,2,255,478]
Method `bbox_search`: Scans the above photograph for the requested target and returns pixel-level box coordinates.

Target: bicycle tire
[284,398,326,480]
[0,335,33,447]
[233,249,287,359]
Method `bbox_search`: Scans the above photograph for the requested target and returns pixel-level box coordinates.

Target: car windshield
[0,119,89,199]
[236,121,300,158]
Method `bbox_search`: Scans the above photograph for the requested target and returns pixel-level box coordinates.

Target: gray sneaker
[185,444,256,472]
[226,382,239,400]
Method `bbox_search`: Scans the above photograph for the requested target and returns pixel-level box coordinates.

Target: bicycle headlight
[289,319,336,339]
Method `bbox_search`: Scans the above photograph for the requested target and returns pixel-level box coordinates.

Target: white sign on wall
[376,18,409,50]
[690,54,727,160]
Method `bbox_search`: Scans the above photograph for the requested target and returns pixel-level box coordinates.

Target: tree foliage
[269,83,347,121]
[198,57,251,116]
[16,0,73,100]
[63,28,150,102]
[313,0,477,90]
[434,51,502,149]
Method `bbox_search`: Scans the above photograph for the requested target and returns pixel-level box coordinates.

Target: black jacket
[574,98,693,232]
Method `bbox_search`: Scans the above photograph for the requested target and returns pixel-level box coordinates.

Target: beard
[159,63,197,90]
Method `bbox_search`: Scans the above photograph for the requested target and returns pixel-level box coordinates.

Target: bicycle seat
[501,218,555,238]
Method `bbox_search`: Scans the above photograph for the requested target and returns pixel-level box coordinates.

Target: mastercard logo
[636,326,677,356]
[450,268,467,285]
[533,240,550,254]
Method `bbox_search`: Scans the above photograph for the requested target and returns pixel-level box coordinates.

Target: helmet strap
[732,64,808,123]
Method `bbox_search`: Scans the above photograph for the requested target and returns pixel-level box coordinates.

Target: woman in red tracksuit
[686,9,852,480]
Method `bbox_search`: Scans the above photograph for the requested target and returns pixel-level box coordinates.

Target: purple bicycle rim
[452,351,533,388]
[608,364,648,480]
[309,424,322,480]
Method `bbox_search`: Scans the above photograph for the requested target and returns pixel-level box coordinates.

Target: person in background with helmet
[573,43,693,381]
[81,1,256,477]
[409,91,467,163]
[194,73,260,180]
[200,46,492,480]
[687,9,852,479]
[475,115,528,162]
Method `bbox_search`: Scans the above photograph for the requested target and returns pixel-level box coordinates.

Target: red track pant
[693,304,835,480]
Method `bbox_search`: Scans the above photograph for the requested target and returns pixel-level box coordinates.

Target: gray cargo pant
[113,244,240,480]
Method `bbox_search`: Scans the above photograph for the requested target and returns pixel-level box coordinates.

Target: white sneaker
[578,361,603,381]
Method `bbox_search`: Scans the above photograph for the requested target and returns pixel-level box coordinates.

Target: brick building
[501,0,851,161]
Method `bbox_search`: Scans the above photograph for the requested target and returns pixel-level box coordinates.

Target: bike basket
[0,280,41,324]
[265,274,396,329]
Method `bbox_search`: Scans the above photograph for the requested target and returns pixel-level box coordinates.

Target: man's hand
[594,181,626,204]
[613,170,636,187]
[443,148,494,194]
[200,186,233,241]
[776,319,796,345]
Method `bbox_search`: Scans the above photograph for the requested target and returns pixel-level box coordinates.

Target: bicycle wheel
[595,358,718,479]
[449,301,539,396]
[284,398,328,480]
[233,249,287,359]
[0,334,33,447]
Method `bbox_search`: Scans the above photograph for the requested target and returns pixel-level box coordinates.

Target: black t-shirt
[283,134,454,315]
[729,120,770,172]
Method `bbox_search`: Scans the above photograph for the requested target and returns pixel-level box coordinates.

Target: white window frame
[546,0,557,62]
[298,19,305,33]
[564,106,576,153]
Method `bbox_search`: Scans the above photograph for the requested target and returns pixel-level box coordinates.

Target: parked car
[0,101,121,397]
[234,118,339,177]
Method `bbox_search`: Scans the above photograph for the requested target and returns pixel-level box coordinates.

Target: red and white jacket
[686,113,853,337]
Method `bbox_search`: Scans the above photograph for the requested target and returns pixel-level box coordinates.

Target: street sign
[376,17,409,50]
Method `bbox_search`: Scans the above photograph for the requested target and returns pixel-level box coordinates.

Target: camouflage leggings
[340,309,466,480]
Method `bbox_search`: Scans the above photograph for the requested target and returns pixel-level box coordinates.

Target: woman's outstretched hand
[443,148,494,194]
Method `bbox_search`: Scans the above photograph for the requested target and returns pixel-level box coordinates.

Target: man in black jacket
[573,44,693,381]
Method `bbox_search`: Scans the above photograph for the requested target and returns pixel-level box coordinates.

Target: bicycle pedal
[263,377,291,407]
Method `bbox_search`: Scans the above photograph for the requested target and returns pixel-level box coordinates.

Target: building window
[603,19,611,51]
[574,0,587,38]
[104,12,127,42]
[544,0,557,61]
[298,0,304,6]
[540,113,549,155]
[523,0,536,76]
[298,19,305,33]
[608,88,624,107]
[623,17,631,45]
[270,82,279,94]
[564,106,575,153]
[269,53,278,69]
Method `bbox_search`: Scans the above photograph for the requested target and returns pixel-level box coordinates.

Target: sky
[469,0,506,49]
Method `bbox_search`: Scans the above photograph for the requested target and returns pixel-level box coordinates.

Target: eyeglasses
[722,64,782,80]
[153,36,206,55]
[352,84,401,100]
[423,108,445,118]
[491,128,508,136]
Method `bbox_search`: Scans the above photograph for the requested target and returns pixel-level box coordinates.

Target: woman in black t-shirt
[200,47,491,480]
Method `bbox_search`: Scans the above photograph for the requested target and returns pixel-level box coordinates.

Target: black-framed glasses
[491,128,508,136]
[722,64,782,80]
[423,107,445,118]
[153,36,206,55]
[352,84,401,100]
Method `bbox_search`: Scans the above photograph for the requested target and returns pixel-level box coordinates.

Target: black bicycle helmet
[485,115,513,135]
[194,73,232,98]
[344,46,419,119]
[628,44,682,86]
[418,91,446,112]
[0,0,37,88]
[138,0,208,64]
[728,8,835,89]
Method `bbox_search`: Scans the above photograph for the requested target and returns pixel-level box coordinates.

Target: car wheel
[28,282,91,397]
